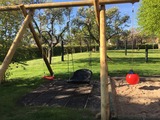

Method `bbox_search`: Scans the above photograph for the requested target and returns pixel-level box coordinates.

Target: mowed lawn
[0,49,160,120]
[8,49,160,79]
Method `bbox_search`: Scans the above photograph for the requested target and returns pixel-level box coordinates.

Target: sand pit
[110,77,160,120]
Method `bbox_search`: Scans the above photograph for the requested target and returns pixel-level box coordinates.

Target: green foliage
[137,0,160,36]
[4,66,13,80]
[0,0,34,64]
[0,46,41,62]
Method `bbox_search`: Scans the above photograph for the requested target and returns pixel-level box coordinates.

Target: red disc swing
[126,70,139,85]
[43,75,54,81]
[125,4,140,85]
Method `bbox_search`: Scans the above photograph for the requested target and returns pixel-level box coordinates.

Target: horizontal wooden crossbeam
[0,0,139,11]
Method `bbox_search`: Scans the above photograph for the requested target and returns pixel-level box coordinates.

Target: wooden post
[100,5,109,120]
[93,0,100,26]
[19,5,54,76]
[0,10,33,83]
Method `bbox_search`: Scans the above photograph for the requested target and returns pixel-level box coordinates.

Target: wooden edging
[108,77,118,119]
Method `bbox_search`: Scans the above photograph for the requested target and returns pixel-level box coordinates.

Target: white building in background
[108,39,112,45]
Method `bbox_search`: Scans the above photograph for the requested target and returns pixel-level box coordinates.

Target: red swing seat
[43,75,54,80]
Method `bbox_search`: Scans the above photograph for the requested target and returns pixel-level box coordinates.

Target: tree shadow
[139,86,160,90]
[112,57,160,64]
[2,77,43,86]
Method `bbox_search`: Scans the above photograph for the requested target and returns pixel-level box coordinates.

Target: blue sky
[106,2,140,28]
[47,0,141,31]
[51,0,141,28]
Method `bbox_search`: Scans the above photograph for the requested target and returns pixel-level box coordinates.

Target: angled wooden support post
[93,0,100,26]
[0,10,33,83]
[19,5,54,76]
[100,5,110,120]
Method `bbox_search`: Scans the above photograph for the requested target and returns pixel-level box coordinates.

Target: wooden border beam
[0,10,33,83]
[93,0,100,26]
[19,5,54,76]
[0,0,139,11]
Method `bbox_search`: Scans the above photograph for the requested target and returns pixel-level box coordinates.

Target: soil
[110,78,160,120]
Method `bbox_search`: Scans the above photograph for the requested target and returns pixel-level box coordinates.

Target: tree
[0,0,34,81]
[33,8,71,64]
[137,0,160,37]
[0,0,25,62]
[72,7,130,48]
[72,7,99,46]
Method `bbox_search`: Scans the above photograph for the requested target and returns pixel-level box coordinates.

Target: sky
[50,0,141,29]
[106,2,140,28]
[40,0,141,32]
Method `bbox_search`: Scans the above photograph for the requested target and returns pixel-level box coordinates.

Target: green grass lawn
[0,49,160,120]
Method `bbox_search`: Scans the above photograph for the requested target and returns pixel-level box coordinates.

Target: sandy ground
[110,78,160,119]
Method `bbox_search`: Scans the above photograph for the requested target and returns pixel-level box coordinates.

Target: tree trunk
[48,48,52,64]
[125,39,127,56]
[61,41,64,61]
[86,41,89,52]
[145,45,148,63]
[20,6,53,76]
[80,38,82,52]
[158,44,160,49]
[116,39,120,49]
[156,38,160,49]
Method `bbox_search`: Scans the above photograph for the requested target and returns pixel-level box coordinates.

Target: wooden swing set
[0,0,139,120]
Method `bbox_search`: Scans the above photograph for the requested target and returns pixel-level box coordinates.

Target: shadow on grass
[53,57,160,78]
[60,56,160,65]
[2,77,44,88]
[111,57,160,64]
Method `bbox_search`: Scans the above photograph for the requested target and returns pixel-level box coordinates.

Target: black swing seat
[67,69,92,84]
